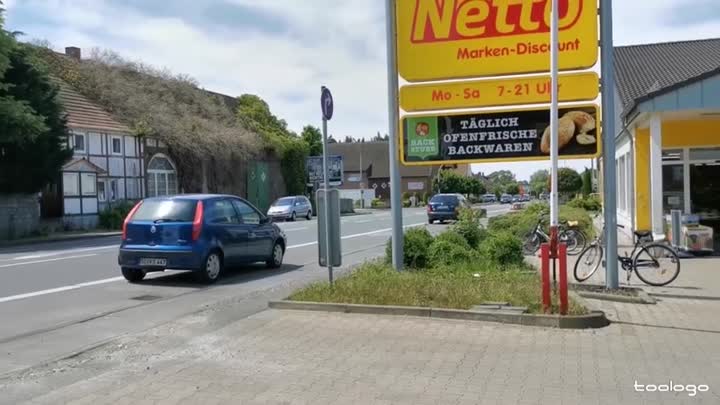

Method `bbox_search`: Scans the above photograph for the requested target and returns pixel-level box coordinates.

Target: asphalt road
[0,205,510,377]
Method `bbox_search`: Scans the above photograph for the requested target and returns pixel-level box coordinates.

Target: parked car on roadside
[500,194,513,204]
[521,194,531,202]
[427,193,471,224]
[118,194,287,284]
[267,195,312,221]
[481,193,497,203]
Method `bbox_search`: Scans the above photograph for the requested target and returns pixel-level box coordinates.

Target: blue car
[118,194,287,284]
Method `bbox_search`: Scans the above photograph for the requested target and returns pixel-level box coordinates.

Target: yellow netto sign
[396,0,599,82]
[400,72,599,112]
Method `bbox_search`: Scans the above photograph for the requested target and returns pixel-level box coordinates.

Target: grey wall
[0,194,40,240]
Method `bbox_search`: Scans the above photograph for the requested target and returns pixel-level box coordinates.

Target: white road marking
[0,254,99,269]
[0,277,125,304]
[282,227,308,232]
[354,219,373,224]
[10,245,117,261]
[286,222,426,249]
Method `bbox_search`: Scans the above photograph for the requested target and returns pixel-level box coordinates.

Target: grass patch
[289,261,587,315]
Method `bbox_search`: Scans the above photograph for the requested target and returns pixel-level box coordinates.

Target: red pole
[559,243,568,315]
[541,243,551,314]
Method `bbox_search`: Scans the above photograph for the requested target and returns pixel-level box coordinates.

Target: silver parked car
[267,196,312,221]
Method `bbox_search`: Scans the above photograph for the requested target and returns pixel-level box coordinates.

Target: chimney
[65,46,81,60]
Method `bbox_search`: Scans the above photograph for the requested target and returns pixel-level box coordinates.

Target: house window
[147,154,178,197]
[81,173,97,196]
[98,180,107,202]
[63,172,79,196]
[73,133,86,152]
[111,136,123,155]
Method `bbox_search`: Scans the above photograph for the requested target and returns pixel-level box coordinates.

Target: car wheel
[266,242,284,269]
[290,211,296,221]
[196,251,223,284]
[121,267,146,283]
[306,210,312,220]
[428,218,434,224]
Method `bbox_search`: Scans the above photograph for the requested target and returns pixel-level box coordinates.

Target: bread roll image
[563,110,596,134]
[540,116,576,154]
[576,134,597,145]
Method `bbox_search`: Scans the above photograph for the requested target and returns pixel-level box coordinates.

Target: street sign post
[385,0,403,271]
[317,188,342,268]
[320,86,336,284]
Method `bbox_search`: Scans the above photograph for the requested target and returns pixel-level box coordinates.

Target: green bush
[433,230,471,249]
[478,232,524,266]
[488,201,595,239]
[385,227,434,268]
[428,239,478,267]
[451,207,488,247]
[99,201,135,230]
[421,192,429,205]
[567,195,602,212]
[371,198,384,208]
[402,199,411,208]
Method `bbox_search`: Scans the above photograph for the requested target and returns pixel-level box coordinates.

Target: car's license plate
[140,258,167,266]
[437,205,447,210]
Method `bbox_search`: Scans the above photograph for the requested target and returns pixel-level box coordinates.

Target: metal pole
[549,0,560,253]
[385,0,403,271]
[601,0,619,289]
[321,116,333,284]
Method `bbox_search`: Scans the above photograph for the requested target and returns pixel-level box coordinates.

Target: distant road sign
[307,155,343,186]
[321,86,334,121]
[400,72,599,112]
[401,104,600,165]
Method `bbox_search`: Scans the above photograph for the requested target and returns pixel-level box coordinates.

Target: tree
[343,135,354,143]
[0,36,72,193]
[581,168,592,196]
[466,177,486,196]
[505,183,520,195]
[301,125,322,156]
[558,167,583,195]
[236,94,292,139]
[529,169,550,197]
[433,170,466,194]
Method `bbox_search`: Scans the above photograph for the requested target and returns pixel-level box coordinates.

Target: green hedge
[99,201,135,230]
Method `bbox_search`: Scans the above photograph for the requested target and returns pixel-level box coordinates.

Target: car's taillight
[192,201,204,241]
[122,201,143,241]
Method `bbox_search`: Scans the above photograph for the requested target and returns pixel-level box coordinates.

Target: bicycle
[522,217,587,256]
[574,223,680,286]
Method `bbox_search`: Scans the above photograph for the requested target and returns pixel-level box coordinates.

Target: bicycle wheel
[633,243,680,286]
[561,229,586,256]
[574,243,603,282]
[522,232,541,255]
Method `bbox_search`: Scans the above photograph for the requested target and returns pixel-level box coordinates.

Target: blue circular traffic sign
[321,86,334,121]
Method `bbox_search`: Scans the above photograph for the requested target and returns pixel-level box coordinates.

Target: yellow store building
[612,38,720,252]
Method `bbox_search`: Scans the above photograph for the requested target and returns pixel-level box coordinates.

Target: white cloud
[7,0,720,180]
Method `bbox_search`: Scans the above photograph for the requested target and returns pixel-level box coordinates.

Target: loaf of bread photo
[540,116,576,154]
[563,110,596,134]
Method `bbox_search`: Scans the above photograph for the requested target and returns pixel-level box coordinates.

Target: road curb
[571,285,657,304]
[268,300,610,329]
[0,232,121,248]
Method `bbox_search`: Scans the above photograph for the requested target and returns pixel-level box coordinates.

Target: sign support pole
[385,0,403,271]
[549,0,560,259]
[600,0,619,289]
[321,115,333,285]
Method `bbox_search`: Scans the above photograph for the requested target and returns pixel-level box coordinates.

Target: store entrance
[691,163,720,252]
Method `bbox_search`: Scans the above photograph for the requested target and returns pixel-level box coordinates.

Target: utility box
[316,188,342,267]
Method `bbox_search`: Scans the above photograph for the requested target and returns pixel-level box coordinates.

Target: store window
[662,149,683,162]
[662,165,684,214]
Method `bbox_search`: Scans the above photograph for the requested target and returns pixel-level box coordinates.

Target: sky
[5,0,720,181]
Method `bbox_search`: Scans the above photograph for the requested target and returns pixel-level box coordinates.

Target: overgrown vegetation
[567,194,602,212]
[0,11,71,193]
[433,169,485,196]
[98,201,134,230]
[291,205,586,314]
[488,201,596,239]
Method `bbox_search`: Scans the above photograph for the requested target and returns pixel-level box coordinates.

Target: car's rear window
[131,200,197,222]
[273,197,295,206]
[430,195,458,203]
